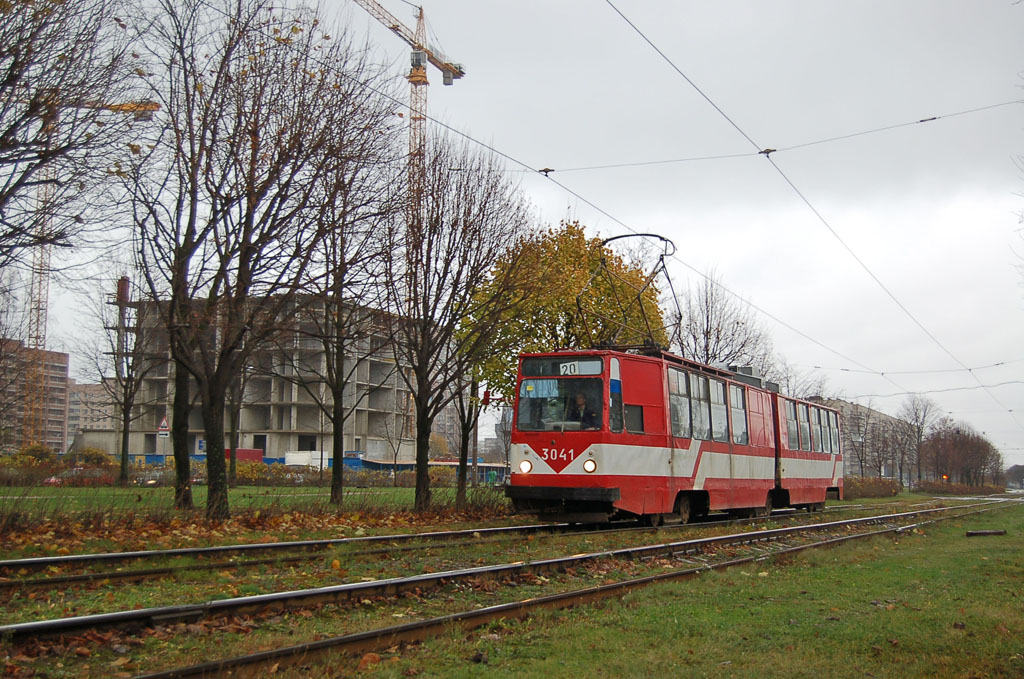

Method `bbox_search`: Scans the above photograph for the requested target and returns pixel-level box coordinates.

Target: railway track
[0,502,897,593]
[0,522,570,574]
[0,500,1000,646]
[124,498,1017,679]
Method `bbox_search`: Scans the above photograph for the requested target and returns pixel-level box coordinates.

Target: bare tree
[375,387,414,487]
[225,362,255,486]
[897,394,937,485]
[452,374,482,509]
[844,402,875,477]
[382,138,535,512]
[766,355,828,399]
[130,0,385,519]
[78,272,166,484]
[868,417,909,481]
[277,305,406,501]
[922,419,1001,486]
[670,268,774,370]
[496,405,513,470]
[0,0,141,270]
[889,418,918,487]
[273,72,400,504]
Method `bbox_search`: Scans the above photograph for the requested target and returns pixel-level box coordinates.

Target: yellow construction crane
[22,98,159,448]
[351,1,464,201]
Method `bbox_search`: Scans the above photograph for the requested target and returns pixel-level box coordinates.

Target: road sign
[158,416,170,438]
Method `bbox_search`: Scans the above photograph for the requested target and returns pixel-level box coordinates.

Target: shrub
[0,453,61,486]
[79,448,115,467]
[19,444,56,463]
[428,466,456,487]
[843,476,901,499]
[916,480,1005,496]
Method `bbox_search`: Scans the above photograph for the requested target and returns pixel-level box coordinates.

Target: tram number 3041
[540,448,574,461]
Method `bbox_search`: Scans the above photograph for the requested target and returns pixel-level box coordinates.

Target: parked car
[132,469,174,487]
[43,467,114,487]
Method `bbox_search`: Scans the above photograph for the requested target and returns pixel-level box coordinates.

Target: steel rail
[130,501,1014,679]
[0,501,1002,644]
[0,516,755,591]
[0,503,881,591]
[0,522,568,573]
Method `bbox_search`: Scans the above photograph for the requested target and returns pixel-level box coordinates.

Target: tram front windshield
[516,378,604,432]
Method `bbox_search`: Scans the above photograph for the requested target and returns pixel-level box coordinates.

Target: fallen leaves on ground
[0,506,509,565]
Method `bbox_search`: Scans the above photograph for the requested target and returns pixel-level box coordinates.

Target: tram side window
[710,378,729,442]
[830,412,841,454]
[811,408,824,452]
[785,400,799,449]
[669,368,691,438]
[821,410,833,454]
[690,374,711,440]
[610,358,623,433]
[730,384,748,445]
[624,405,644,433]
[798,404,811,451]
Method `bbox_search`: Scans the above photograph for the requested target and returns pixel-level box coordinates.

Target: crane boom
[352,1,465,228]
[351,0,465,82]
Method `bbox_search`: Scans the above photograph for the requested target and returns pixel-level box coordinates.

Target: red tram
[505,348,843,524]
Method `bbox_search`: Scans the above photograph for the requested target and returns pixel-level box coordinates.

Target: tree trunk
[413,401,432,512]
[118,405,131,486]
[228,398,240,487]
[471,416,479,489]
[456,379,479,510]
[456,416,471,510]
[202,384,229,521]
[330,389,345,505]
[172,361,193,510]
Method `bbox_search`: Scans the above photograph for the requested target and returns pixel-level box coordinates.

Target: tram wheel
[675,495,691,525]
[645,513,664,527]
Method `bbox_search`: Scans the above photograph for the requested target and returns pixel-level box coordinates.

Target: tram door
[619,357,667,514]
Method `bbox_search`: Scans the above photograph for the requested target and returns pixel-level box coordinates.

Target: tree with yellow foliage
[471,221,668,400]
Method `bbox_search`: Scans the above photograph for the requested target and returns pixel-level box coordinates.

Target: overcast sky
[331,0,1024,466]
[51,1,1024,467]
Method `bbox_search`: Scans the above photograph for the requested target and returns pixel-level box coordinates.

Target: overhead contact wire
[604,0,1024,434]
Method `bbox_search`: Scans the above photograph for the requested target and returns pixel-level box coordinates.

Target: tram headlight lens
[518,459,533,474]
[583,459,597,473]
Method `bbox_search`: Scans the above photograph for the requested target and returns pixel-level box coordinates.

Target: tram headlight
[518,459,533,474]
[583,459,597,473]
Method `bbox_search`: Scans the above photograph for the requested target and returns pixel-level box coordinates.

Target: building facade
[67,380,118,454]
[812,397,908,481]
[76,297,442,466]
[0,340,70,453]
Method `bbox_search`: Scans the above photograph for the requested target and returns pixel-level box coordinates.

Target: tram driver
[568,393,600,430]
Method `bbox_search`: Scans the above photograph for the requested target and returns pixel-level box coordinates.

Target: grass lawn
[368,501,1024,679]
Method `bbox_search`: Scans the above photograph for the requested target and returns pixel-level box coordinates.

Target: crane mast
[351,1,464,214]
[21,99,158,448]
